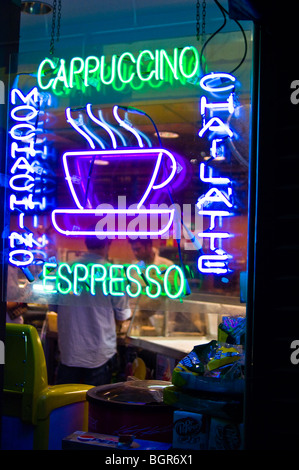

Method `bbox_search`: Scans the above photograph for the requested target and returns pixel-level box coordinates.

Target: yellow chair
[1,323,93,450]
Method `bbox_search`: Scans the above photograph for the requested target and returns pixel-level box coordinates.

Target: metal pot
[86,380,173,443]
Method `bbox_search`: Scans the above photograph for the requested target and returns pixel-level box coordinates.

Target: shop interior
[2,0,253,451]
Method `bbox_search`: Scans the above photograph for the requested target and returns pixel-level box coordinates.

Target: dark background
[1,0,299,450]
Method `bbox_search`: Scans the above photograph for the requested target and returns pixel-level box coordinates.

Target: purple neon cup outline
[62,148,177,210]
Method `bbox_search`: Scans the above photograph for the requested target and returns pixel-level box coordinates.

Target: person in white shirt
[129,238,173,269]
[55,237,131,386]
[128,238,174,330]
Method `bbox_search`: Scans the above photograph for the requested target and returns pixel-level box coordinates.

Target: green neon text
[42,261,186,299]
[37,46,199,93]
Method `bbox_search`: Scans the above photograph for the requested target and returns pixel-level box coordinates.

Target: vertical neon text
[197,72,236,275]
[8,86,54,269]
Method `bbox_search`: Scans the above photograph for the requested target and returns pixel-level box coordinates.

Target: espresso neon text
[42,262,185,299]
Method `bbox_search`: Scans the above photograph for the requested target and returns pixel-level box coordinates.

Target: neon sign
[8,86,55,269]
[51,105,178,237]
[197,72,237,275]
[41,262,186,300]
[37,46,200,93]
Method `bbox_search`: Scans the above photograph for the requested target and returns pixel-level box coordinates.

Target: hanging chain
[202,0,206,44]
[57,0,62,43]
[49,0,56,55]
[49,0,62,55]
[196,0,200,41]
[196,0,206,43]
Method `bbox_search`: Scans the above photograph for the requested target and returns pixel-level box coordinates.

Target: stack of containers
[163,316,246,450]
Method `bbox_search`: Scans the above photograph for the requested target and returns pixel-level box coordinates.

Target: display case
[126,293,246,361]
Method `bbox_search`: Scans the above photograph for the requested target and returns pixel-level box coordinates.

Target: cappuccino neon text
[37,46,199,91]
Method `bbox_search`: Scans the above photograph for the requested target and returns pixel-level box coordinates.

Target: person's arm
[6,301,27,320]
[112,293,132,334]
[112,293,132,322]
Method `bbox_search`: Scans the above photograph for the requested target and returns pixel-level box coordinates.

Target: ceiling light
[21,2,52,15]
[154,131,179,139]
[94,160,109,166]
[214,155,225,161]
[203,154,226,161]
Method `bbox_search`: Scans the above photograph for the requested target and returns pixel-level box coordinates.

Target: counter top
[126,335,213,360]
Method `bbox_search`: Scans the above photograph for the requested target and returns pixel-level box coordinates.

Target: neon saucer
[51,207,175,236]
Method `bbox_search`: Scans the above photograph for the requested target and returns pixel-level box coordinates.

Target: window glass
[5,6,253,344]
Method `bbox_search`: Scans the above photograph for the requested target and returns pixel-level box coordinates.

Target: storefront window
[5,2,253,369]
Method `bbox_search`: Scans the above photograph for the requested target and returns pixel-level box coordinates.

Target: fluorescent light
[21,2,52,15]
[94,160,109,165]
[154,131,179,139]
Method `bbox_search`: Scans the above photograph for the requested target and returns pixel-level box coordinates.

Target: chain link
[49,0,57,55]
[202,0,206,44]
[196,0,207,43]
[196,0,200,41]
[57,0,62,42]
[49,0,62,55]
